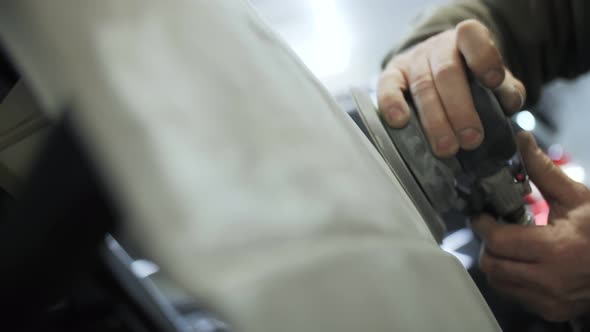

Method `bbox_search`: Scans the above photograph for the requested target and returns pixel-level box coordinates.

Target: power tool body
[352,76,534,243]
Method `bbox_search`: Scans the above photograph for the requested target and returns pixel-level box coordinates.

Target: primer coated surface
[0,1,500,331]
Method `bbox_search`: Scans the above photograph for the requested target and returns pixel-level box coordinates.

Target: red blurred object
[552,156,571,166]
[525,184,549,226]
[531,198,549,226]
[524,145,576,226]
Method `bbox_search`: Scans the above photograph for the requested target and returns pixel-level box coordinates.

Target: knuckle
[384,54,408,71]
[378,92,404,111]
[470,44,501,70]
[550,240,566,257]
[410,74,436,97]
[456,19,488,38]
[379,67,402,81]
[506,90,524,111]
[482,42,501,60]
[432,61,462,82]
[393,51,408,61]
[549,233,571,257]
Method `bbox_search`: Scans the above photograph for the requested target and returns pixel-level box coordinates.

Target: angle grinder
[352,76,535,243]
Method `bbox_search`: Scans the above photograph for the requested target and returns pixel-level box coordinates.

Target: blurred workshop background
[250,0,590,186]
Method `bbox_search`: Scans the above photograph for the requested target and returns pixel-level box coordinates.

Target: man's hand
[472,132,590,322]
[378,19,526,157]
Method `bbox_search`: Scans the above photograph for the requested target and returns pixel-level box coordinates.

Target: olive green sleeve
[384,0,590,106]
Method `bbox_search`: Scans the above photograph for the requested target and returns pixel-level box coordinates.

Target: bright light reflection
[548,144,564,161]
[562,164,586,183]
[295,0,351,79]
[441,228,474,269]
[131,259,160,278]
[515,110,536,131]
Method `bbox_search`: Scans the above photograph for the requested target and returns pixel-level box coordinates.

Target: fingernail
[460,128,483,149]
[437,135,458,155]
[386,108,408,126]
[513,85,525,110]
[484,68,503,87]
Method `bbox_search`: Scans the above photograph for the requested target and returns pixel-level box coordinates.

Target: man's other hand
[472,132,590,322]
[378,19,526,157]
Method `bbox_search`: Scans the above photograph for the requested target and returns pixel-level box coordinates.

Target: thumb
[517,131,581,204]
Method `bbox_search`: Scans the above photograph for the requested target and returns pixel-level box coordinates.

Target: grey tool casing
[352,77,531,242]
[351,89,448,243]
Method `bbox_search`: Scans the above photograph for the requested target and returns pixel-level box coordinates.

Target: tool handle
[460,74,532,225]
[456,75,518,177]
